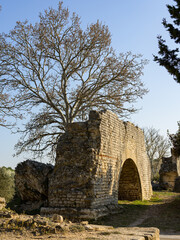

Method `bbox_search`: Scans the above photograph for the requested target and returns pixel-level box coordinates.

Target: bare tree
[0,91,14,127]
[144,127,171,179]
[0,2,148,159]
[0,33,21,127]
[0,4,8,127]
[0,91,21,128]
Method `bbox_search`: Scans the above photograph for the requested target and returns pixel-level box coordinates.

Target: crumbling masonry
[159,154,180,191]
[41,110,152,219]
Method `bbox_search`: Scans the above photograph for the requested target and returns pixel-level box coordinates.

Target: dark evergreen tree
[154,0,180,83]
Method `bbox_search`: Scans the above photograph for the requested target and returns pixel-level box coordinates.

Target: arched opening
[118,159,142,201]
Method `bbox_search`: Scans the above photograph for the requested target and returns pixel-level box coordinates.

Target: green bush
[0,166,15,202]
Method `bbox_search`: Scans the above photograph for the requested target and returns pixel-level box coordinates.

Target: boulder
[15,160,54,202]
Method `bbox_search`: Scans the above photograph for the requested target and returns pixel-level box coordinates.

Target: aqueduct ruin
[41,110,152,219]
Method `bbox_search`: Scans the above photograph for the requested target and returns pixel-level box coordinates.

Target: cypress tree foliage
[154,0,180,83]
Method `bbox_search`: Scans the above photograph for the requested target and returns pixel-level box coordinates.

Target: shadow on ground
[90,192,180,234]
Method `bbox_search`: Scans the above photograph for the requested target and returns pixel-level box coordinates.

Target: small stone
[0,197,5,202]
[81,221,89,225]
[55,224,63,233]
[5,212,12,218]
[33,222,37,227]
[52,214,63,223]
[84,224,94,231]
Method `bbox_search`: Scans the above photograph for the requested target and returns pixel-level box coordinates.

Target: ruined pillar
[41,110,152,219]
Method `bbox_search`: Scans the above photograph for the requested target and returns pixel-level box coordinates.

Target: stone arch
[118,158,142,201]
[41,110,152,219]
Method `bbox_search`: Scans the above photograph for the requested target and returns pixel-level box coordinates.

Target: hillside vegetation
[0,167,15,202]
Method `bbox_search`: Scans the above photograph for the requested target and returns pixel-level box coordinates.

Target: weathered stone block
[15,160,53,202]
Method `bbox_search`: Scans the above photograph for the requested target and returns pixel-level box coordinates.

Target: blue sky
[0,0,180,168]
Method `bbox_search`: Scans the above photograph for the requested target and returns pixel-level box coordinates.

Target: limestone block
[0,197,6,210]
[15,160,54,202]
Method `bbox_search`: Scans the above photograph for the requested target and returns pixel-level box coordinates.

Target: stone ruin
[159,154,180,191]
[15,160,53,212]
[159,156,178,190]
[15,110,152,219]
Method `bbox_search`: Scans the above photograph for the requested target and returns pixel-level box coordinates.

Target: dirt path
[128,205,155,227]
[128,193,180,232]
[94,192,180,235]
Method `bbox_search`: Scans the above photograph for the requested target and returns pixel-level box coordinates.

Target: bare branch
[143,127,171,179]
[0,2,148,159]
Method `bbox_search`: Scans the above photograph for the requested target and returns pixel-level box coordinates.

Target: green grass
[118,199,162,205]
[118,191,179,206]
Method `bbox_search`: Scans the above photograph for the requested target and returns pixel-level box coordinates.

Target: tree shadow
[90,194,180,233]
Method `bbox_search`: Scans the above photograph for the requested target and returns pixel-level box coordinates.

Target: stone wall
[41,110,152,219]
[159,156,178,190]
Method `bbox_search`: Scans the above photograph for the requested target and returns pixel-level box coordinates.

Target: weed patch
[69,224,85,233]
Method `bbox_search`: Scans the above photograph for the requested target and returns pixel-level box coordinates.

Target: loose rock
[52,214,63,223]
